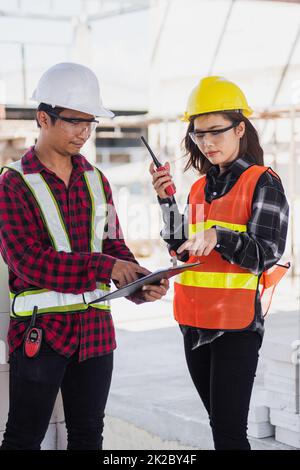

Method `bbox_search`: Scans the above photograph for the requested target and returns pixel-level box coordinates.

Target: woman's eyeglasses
[189,122,240,145]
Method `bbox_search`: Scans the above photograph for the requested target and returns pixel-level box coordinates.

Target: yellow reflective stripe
[79,169,108,254]
[10,286,112,316]
[10,286,110,300]
[97,283,110,292]
[84,168,107,253]
[40,303,88,312]
[92,304,112,311]
[96,169,106,253]
[10,302,111,318]
[189,219,247,237]
[84,172,95,253]
[10,303,87,317]
[6,161,71,251]
[9,288,49,299]
[40,174,71,250]
[16,171,58,250]
[178,271,258,290]
[19,173,58,249]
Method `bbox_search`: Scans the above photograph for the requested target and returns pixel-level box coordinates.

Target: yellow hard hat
[182,76,253,122]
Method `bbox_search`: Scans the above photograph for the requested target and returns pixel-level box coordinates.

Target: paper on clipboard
[89,261,202,303]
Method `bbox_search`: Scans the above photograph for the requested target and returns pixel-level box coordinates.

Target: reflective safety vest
[174,165,289,330]
[1,160,111,319]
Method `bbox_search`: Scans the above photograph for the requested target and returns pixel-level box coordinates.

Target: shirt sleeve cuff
[93,253,117,285]
[157,195,176,206]
[214,225,240,255]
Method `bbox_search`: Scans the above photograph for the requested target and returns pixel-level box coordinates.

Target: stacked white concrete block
[262,339,300,448]
[246,330,300,448]
[247,389,275,439]
[0,257,10,444]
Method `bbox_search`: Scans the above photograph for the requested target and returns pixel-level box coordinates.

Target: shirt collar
[21,146,94,175]
[207,153,256,180]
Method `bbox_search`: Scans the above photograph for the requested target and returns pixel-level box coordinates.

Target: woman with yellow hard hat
[149,76,289,450]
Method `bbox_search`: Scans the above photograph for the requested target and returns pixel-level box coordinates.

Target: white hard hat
[31,62,114,118]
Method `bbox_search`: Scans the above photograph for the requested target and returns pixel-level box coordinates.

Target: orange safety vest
[174,165,289,330]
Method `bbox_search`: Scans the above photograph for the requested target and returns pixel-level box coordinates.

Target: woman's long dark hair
[183,111,264,174]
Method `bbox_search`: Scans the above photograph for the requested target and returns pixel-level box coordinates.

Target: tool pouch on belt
[259,262,290,317]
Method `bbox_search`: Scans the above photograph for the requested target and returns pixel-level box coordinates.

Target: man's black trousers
[0,341,113,450]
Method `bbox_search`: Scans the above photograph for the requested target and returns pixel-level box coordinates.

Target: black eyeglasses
[189,122,240,144]
[46,111,99,132]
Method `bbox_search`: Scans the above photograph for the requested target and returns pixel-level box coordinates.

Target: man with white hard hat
[0,62,169,450]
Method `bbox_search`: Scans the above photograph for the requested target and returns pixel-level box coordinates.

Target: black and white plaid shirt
[159,153,289,349]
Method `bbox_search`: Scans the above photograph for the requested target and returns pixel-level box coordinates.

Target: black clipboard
[89,261,202,303]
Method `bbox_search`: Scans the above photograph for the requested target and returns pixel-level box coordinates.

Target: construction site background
[0,0,300,450]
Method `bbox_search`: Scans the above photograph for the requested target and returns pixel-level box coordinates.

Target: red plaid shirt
[0,147,143,362]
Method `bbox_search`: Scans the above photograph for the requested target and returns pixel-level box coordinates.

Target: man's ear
[36,111,51,129]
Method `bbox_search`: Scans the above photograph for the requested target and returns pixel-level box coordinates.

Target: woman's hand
[149,161,174,199]
[177,228,217,257]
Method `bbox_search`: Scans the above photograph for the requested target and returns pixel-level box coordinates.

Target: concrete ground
[103,249,300,450]
[1,248,298,450]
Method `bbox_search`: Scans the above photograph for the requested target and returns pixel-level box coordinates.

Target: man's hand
[111,260,150,287]
[177,228,217,257]
[142,279,169,302]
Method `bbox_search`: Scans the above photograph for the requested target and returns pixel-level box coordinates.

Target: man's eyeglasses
[189,122,240,145]
[46,111,99,133]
